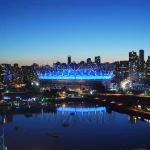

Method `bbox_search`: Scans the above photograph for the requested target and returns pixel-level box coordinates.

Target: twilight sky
[0,0,150,65]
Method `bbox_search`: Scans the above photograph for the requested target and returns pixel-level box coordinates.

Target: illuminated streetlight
[36,82,39,86]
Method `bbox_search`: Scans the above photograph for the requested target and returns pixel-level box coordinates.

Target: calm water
[1,107,150,150]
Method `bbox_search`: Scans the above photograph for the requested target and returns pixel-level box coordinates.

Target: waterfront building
[129,51,139,84]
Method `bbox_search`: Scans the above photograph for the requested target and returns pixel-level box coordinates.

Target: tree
[102,80,111,91]
[92,82,105,92]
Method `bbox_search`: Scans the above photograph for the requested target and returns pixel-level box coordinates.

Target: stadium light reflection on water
[57,107,106,112]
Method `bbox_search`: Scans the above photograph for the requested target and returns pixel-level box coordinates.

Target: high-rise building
[113,61,129,81]
[0,65,2,84]
[1,64,12,85]
[129,51,137,61]
[14,63,18,69]
[139,50,145,78]
[139,50,144,63]
[21,66,32,84]
[95,56,101,64]
[68,55,71,64]
[113,61,120,82]
[12,63,20,84]
[114,61,120,73]
[146,56,150,79]
[129,51,139,83]
[119,61,129,79]
[87,58,92,64]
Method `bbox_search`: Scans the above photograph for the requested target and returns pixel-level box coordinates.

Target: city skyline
[1,0,150,65]
[0,49,149,66]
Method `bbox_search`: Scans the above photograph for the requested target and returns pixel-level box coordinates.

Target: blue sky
[0,0,150,65]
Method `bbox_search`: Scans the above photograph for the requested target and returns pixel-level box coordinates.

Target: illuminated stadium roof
[37,63,115,80]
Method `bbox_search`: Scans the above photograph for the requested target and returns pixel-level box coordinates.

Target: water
[1,107,150,150]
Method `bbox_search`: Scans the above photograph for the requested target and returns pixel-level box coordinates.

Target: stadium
[37,63,116,88]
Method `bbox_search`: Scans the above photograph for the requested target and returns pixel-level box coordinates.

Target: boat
[24,113,32,118]
[62,122,69,127]
[14,126,19,131]
[47,133,58,138]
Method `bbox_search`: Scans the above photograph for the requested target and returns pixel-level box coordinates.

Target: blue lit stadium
[37,63,116,81]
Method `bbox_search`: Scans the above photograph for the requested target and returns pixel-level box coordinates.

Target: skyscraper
[0,65,2,84]
[87,58,92,64]
[95,56,101,64]
[139,49,144,63]
[1,64,12,85]
[139,50,145,78]
[14,63,18,69]
[146,56,150,79]
[119,61,129,79]
[68,55,71,64]
[129,51,137,61]
[129,51,139,83]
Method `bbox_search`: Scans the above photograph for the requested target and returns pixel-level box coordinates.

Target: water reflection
[0,106,116,127]
[1,106,150,150]
[33,107,116,125]
[128,115,150,124]
[0,114,13,125]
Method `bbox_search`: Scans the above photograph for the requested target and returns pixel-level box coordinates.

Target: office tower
[21,66,32,84]
[87,58,92,64]
[31,63,39,70]
[0,65,2,83]
[1,64,12,85]
[139,50,145,78]
[95,56,101,64]
[139,50,144,63]
[14,63,18,69]
[113,61,120,79]
[119,61,129,79]
[115,61,120,72]
[129,51,139,83]
[12,63,20,84]
[129,51,137,61]
[146,56,150,79]
[68,55,71,64]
